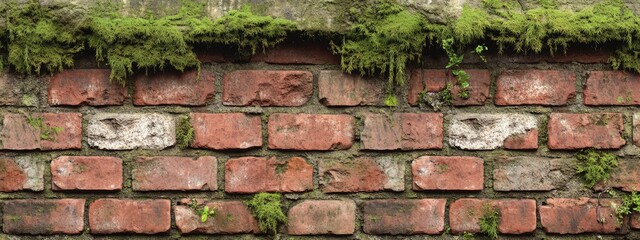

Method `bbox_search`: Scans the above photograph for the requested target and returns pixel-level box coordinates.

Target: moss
[479,205,500,239]
[176,115,194,149]
[245,193,287,235]
[25,114,62,141]
[575,149,618,188]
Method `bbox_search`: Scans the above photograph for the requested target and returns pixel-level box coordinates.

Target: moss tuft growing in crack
[176,115,194,149]
[575,149,618,188]
[245,193,287,235]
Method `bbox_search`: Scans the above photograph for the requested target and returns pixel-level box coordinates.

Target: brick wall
[1,42,640,238]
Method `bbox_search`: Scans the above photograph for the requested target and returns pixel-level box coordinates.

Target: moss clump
[613,191,640,222]
[575,149,618,188]
[245,193,287,235]
[4,0,84,74]
[176,115,194,149]
[479,205,500,239]
[25,115,62,141]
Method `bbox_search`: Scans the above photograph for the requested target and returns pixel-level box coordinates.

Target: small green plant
[575,149,618,187]
[419,84,453,111]
[442,38,488,99]
[25,115,62,141]
[189,199,216,223]
[461,232,475,240]
[610,191,640,223]
[176,115,194,149]
[478,205,500,239]
[245,193,287,235]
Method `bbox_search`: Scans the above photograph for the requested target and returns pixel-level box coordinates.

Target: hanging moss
[4,0,84,75]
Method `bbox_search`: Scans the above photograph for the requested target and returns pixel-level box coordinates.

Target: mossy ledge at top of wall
[2,0,640,87]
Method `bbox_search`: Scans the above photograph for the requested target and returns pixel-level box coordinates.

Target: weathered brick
[604,160,640,192]
[225,156,313,193]
[251,42,339,64]
[89,199,171,234]
[539,198,623,234]
[502,128,539,150]
[634,113,640,147]
[361,113,443,150]
[268,113,354,150]
[49,69,126,106]
[0,157,43,192]
[3,199,85,235]
[175,199,259,234]
[86,113,176,150]
[631,212,640,229]
[448,114,537,150]
[363,199,446,235]
[548,113,625,149]
[318,70,385,106]
[493,157,575,191]
[412,156,483,191]
[319,157,404,193]
[51,156,122,190]
[133,70,215,106]
[132,156,217,191]
[287,200,356,235]
[408,69,491,106]
[449,199,537,235]
[191,113,262,150]
[1,113,82,150]
[223,70,313,106]
[584,71,640,105]
[0,72,39,106]
[495,70,576,105]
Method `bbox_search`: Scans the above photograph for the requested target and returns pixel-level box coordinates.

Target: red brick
[548,113,625,149]
[604,160,640,192]
[132,156,217,191]
[318,70,385,106]
[191,113,262,150]
[225,156,313,193]
[133,70,215,106]
[408,69,491,106]
[363,199,446,235]
[319,157,404,193]
[175,199,259,234]
[49,69,126,106]
[584,71,640,105]
[496,48,611,64]
[502,128,538,150]
[449,199,537,235]
[3,199,85,234]
[0,157,43,192]
[412,156,483,191]
[1,113,82,150]
[287,200,356,235]
[268,113,354,150]
[51,156,122,190]
[251,41,339,64]
[631,212,640,229]
[539,198,623,234]
[495,70,576,105]
[89,199,171,234]
[361,113,443,150]
[223,70,313,106]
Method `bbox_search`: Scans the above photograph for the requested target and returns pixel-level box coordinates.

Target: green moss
[613,191,640,222]
[575,149,618,188]
[176,115,194,149]
[479,205,500,239]
[245,193,287,235]
[25,114,62,141]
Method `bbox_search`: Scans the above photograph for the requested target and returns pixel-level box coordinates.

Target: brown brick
[363,199,446,235]
[408,69,491,106]
[191,113,262,150]
[287,200,356,235]
[49,69,126,106]
[449,199,537,235]
[361,113,443,150]
[175,199,259,234]
[634,113,640,147]
[605,160,640,192]
[318,70,385,106]
[3,199,85,235]
[548,113,625,149]
[132,156,217,191]
[0,72,39,106]
[631,212,640,229]
[251,41,339,64]
[133,70,215,106]
[319,157,404,193]
[495,70,576,105]
[225,156,313,193]
[1,113,82,150]
[539,198,623,234]
[89,199,171,234]
[223,70,313,106]
[51,156,122,190]
[584,71,640,105]
[493,157,575,191]
[412,156,483,191]
[0,157,43,192]
[268,113,354,150]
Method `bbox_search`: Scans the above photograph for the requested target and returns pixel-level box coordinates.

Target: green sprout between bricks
[478,205,500,240]
[189,199,216,223]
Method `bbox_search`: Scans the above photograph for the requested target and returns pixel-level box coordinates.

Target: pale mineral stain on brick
[0,157,44,192]
[448,114,537,150]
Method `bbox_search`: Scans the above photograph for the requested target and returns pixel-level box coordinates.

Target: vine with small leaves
[442,38,487,99]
